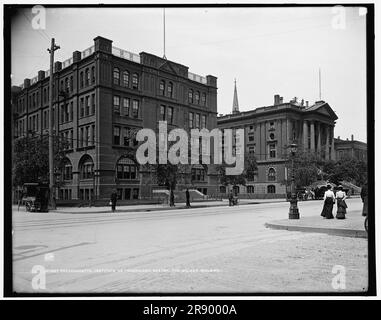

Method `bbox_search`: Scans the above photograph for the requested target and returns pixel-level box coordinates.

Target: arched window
[168,82,173,98]
[159,80,165,95]
[188,89,193,104]
[195,91,200,104]
[132,73,139,89]
[113,67,120,85]
[116,157,138,180]
[91,66,95,84]
[123,71,129,87]
[85,68,90,86]
[268,168,276,181]
[65,78,69,93]
[79,155,94,179]
[60,158,73,181]
[267,185,276,194]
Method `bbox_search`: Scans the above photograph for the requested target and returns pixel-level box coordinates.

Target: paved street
[12,198,368,293]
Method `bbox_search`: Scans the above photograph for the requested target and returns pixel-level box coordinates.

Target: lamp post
[288,143,300,219]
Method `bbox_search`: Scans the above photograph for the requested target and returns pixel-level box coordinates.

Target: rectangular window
[80,98,84,117]
[65,104,69,122]
[79,127,84,147]
[113,96,120,114]
[85,96,90,116]
[160,105,166,121]
[201,93,206,105]
[114,126,120,145]
[70,102,73,121]
[189,112,194,128]
[91,94,95,115]
[201,115,206,128]
[248,145,255,155]
[167,106,173,124]
[122,98,129,116]
[132,188,139,200]
[269,143,276,158]
[124,188,131,200]
[123,128,130,146]
[91,125,95,146]
[132,100,139,118]
[85,126,89,146]
[249,135,255,142]
[195,114,200,129]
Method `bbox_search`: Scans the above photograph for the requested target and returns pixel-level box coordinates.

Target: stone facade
[217,95,338,198]
[12,36,218,201]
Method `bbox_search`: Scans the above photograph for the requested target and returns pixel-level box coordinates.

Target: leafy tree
[323,156,367,186]
[217,155,258,187]
[286,151,322,188]
[12,133,70,188]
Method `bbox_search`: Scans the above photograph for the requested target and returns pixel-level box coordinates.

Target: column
[310,121,315,151]
[325,125,330,159]
[316,122,321,157]
[303,120,308,150]
[330,125,335,160]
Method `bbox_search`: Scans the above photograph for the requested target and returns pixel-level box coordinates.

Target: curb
[48,200,286,214]
[265,222,367,238]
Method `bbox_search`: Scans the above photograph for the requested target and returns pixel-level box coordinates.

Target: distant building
[11,36,219,202]
[335,135,367,161]
[217,89,338,198]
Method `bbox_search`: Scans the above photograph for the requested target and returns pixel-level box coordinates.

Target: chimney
[23,78,31,88]
[338,136,340,140]
[301,99,304,106]
[280,96,283,104]
[73,51,82,63]
[274,94,280,105]
[351,134,354,141]
[38,70,45,81]
[306,101,309,107]
[54,61,62,72]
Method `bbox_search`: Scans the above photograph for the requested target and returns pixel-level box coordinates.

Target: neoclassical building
[11,36,218,202]
[217,88,338,198]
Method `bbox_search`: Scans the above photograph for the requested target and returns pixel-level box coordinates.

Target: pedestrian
[228,190,233,206]
[110,190,117,213]
[169,189,175,207]
[321,185,335,219]
[361,182,368,217]
[185,188,191,208]
[335,185,347,219]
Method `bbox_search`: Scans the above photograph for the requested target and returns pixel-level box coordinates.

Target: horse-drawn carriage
[21,183,49,212]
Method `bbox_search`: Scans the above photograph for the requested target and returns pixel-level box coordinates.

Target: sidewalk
[13,198,286,214]
[265,211,367,238]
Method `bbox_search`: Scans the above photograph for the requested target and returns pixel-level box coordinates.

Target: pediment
[306,103,338,120]
[158,60,178,76]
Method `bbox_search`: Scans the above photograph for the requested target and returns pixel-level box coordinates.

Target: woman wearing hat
[321,185,335,219]
[335,185,347,219]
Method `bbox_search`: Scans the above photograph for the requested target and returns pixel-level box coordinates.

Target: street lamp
[288,143,300,219]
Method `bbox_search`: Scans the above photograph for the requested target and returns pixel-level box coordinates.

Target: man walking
[110,190,117,213]
[185,188,191,208]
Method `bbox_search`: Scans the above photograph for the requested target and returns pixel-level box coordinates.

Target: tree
[12,133,70,188]
[286,151,322,188]
[217,155,258,188]
[323,156,367,186]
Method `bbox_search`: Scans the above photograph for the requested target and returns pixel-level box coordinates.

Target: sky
[10,6,368,142]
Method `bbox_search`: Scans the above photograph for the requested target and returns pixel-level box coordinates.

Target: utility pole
[47,38,60,210]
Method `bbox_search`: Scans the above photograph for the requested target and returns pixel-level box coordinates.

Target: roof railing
[188,72,207,84]
[112,46,141,63]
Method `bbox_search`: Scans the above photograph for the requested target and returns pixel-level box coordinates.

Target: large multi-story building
[217,84,338,198]
[335,135,367,161]
[11,36,218,202]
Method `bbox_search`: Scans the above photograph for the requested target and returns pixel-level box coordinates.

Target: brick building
[12,36,218,202]
[217,88,338,198]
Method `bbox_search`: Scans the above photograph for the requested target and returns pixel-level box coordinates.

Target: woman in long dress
[335,185,347,219]
[321,185,335,219]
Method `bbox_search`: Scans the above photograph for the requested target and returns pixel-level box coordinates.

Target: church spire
[232,78,240,114]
